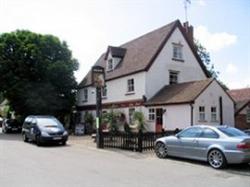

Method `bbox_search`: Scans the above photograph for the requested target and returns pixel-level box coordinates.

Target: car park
[22,115,68,146]
[2,119,22,133]
[155,125,250,169]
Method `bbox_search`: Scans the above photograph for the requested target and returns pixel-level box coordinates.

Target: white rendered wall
[194,81,235,126]
[146,27,207,99]
[77,72,146,106]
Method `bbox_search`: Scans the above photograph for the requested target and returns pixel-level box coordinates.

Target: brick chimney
[183,21,194,45]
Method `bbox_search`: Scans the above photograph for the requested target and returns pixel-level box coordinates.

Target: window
[178,127,202,138]
[218,127,247,137]
[107,58,113,71]
[169,71,178,85]
[128,108,135,124]
[211,107,217,122]
[173,44,183,60]
[127,79,134,92]
[247,108,250,123]
[148,108,155,121]
[200,128,219,139]
[83,88,88,102]
[199,106,205,121]
[102,85,107,98]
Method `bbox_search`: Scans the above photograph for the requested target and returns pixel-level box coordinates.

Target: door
[177,127,202,159]
[155,108,163,132]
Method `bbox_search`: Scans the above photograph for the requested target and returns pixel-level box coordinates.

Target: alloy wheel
[208,149,226,169]
[155,142,168,158]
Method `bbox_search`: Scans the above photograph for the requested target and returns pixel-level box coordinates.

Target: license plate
[12,128,17,130]
[53,137,62,140]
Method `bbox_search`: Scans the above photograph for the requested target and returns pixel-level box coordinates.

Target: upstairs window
[107,58,113,71]
[199,106,205,121]
[172,44,183,60]
[82,88,88,102]
[127,78,134,93]
[211,107,217,122]
[102,85,107,98]
[247,108,250,123]
[169,71,179,85]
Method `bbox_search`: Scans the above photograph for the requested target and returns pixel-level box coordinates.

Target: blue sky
[0,0,249,89]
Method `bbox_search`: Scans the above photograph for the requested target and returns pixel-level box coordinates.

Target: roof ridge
[119,19,179,48]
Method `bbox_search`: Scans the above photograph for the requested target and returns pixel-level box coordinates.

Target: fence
[100,130,176,152]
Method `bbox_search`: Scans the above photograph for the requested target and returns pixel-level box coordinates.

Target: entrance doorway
[156,108,163,132]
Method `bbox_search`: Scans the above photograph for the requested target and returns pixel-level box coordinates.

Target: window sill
[211,120,219,123]
[198,120,207,123]
[125,92,135,96]
[102,96,107,100]
[172,58,184,62]
[81,100,88,103]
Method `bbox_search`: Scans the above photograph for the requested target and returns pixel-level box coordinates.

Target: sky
[0,0,249,89]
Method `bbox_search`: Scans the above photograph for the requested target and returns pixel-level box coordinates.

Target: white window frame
[128,108,135,124]
[169,71,179,85]
[82,88,88,102]
[211,106,217,122]
[102,85,107,98]
[199,106,206,121]
[246,108,250,123]
[127,78,135,93]
[148,108,155,121]
[172,44,183,60]
[107,58,113,71]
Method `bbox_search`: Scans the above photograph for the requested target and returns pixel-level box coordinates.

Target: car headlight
[63,131,68,136]
[41,131,50,137]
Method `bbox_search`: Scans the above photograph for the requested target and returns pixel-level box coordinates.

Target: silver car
[155,125,250,169]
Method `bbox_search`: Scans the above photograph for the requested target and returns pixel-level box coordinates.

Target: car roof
[26,115,56,119]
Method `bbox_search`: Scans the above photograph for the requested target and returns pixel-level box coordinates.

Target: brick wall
[235,114,250,130]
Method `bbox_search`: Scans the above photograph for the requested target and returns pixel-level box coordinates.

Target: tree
[0,30,79,122]
[194,39,228,90]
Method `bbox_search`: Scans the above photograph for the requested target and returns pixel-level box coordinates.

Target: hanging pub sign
[91,65,105,87]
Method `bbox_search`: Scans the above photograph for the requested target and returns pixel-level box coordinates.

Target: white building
[77,19,235,132]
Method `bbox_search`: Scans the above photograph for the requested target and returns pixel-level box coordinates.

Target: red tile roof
[228,88,250,113]
[79,19,210,88]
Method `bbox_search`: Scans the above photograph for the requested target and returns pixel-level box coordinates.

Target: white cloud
[197,0,206,6]
[227,78,250,89]
[225,63,238,74]
[194,26,237,52]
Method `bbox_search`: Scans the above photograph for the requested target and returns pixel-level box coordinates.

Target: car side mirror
[176,134,180,139]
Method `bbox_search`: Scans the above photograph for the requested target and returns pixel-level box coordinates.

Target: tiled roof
[145,79,213,106]
[78,19,209,88]
[228,88,250,113]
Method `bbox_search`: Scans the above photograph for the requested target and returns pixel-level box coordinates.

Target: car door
[196,128,220,160]
[29,118,38,141]
[177,127,202,159]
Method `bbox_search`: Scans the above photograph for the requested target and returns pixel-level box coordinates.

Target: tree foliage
[0,30,79,121]
[194,39,228,90]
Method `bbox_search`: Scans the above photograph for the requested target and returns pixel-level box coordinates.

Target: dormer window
[107,58,113,71]
[172,43,183,61]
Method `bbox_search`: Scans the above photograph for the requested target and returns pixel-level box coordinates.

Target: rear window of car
[218,127,247,137]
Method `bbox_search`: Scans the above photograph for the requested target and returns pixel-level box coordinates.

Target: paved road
[0,129,250,187]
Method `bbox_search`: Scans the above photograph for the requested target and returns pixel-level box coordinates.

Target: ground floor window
[247,108,250,123]
[199,106,205,121]
[211,107,217,122]
[128,108,135,124]
[148,108,155,121]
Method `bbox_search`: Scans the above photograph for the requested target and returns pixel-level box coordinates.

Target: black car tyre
[36,136,42,146]
[2,127,6,133]
[62,141,67,146]
[208,149,227,169]
[155,142,168,158]
[22,133,28,142]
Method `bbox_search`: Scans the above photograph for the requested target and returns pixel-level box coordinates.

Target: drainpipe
[190,103,194,126]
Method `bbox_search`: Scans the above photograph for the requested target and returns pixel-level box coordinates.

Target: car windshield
[218,127,247,137]
[37,118,63,129]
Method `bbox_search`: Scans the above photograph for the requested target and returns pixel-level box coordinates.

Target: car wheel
[22,133,28,142]
[208,149,227,169]
[61,141,66,146]
[2,127,6,133]
[36,136,42,146]
[155,142,168,158]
